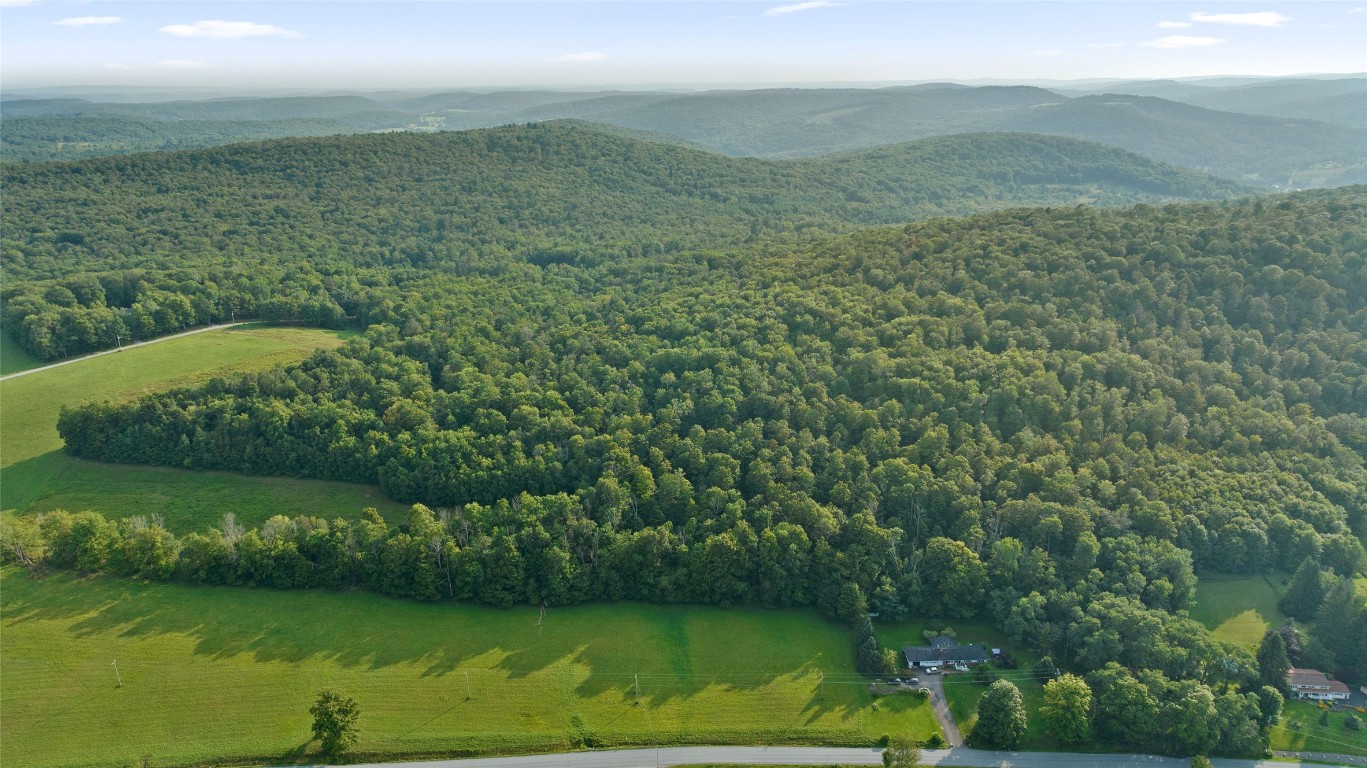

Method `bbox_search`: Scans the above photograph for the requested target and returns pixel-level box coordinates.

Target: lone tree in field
[972,679,1027,749]
[1040,673,1093,745]
[310,690,361,755]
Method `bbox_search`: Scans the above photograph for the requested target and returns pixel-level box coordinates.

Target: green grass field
[0,332,45,376]
[1189,573,1288,651]
[0,325,405,531]
[1269,700,1367,756]
[0,567,938,768]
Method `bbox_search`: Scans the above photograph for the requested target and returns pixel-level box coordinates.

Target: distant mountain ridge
[3,84,1360,187]
[1,123,1244,281]
[1060,77,1367,128]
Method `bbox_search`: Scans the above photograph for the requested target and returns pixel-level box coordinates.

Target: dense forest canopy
[50,191,1367,684]
[2,124,1244,361]
[0,123,1243,280]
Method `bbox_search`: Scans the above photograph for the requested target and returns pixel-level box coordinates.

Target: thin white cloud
[158,59,211,69]
[764,1,840,17]
[1034,49,1062,56]
[555,51,608,63]
[56,16,121,26]
[101,62,132,70]
[159,20,299,39]
[0,0,41,7]
[1348,6,1365,12]
[1143,35,1225,49]
[1088,42,1127,49]
[1157,20,1193,29]
[1188,11,1292,27]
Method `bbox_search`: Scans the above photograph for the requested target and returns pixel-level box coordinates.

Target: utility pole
[818,670,824,698]
[112,660,122,688]
[634,673,641,704]
[114,334,122,350]
[464,670,472,700]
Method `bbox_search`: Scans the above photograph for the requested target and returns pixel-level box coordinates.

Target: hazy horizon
[3,1,1364,92]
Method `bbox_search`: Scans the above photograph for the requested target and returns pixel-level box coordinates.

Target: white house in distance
[1287,668,1351,701]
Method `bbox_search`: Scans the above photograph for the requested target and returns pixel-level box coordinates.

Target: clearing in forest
[0,324,404,531]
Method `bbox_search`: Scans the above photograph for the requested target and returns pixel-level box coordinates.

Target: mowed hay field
[1,567,938,768]
[0,324,405,531]
[1189,574,1288,651]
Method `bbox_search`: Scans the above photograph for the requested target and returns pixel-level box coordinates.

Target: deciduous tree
[972,679,1027,749]
[1040,673,1093,745]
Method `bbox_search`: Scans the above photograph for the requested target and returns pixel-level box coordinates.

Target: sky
[1,1,1364,91]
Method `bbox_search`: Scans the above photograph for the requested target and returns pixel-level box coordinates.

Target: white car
[925,666,940,674]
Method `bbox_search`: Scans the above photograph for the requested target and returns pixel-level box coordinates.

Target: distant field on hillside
[0,325,405,530]
[1190,574,1288,651]
[0,568,936,768]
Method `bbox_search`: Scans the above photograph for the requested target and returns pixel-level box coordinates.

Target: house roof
[903,644,989,664]
[930,636,958,650]
[1288,668,1351,694]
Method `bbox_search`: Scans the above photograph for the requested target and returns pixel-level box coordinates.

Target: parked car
[890,678,901,684]
[925,666,940,674]
[908,677,920,684]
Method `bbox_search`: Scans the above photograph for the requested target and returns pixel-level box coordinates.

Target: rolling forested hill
[0,115,365,164]
[1064,77,1367,129]
[2,123,1247,361]
[503,87,1365,185]
[5,85,1362,186]
[1,123,1242,283]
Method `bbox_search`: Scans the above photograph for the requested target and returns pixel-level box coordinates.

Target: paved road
[327,746,1356,768]
[0,322,246,381]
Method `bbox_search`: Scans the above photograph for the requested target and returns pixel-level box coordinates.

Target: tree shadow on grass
[2,568,854,722]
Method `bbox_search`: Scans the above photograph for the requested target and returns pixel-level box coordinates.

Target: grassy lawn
[1269,700,1367,756]
[0,332,45,376]
[874,618,1053,749]
[0,567,937,768]
[0,325,405,531]
[1189,573,1288,651]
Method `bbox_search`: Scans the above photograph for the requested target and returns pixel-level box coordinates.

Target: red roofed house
[1287,668,1351,701]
